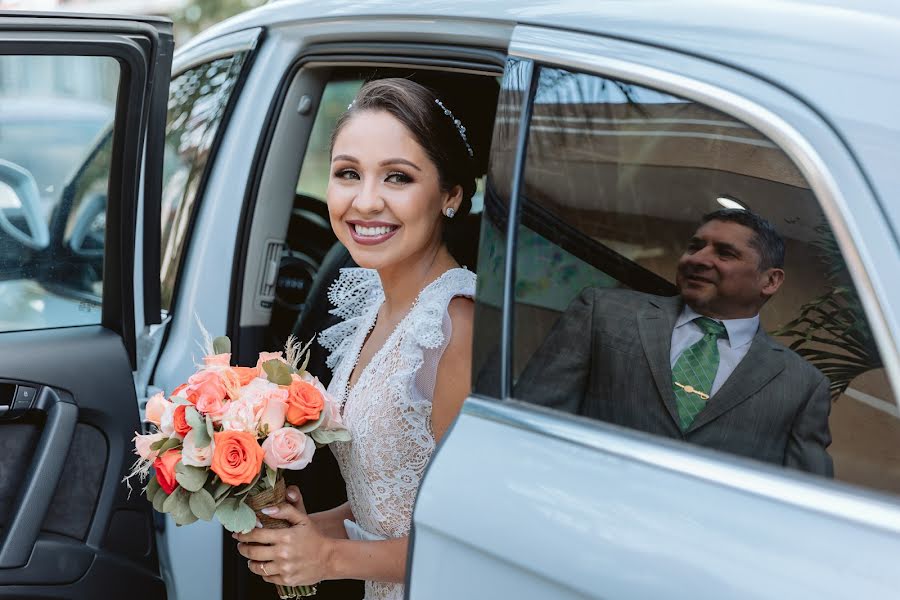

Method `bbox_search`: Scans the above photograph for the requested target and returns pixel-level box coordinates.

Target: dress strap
[409,267,477,350]
[318,268,383,370]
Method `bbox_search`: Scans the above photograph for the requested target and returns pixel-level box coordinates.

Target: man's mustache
[679,267,715,283]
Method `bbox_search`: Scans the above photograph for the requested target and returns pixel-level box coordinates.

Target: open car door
[0,13,172,599]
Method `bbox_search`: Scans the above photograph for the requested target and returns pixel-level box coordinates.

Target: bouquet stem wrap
[246,477,317,598]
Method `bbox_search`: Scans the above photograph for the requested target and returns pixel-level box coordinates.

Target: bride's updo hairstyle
[330,78,477,223]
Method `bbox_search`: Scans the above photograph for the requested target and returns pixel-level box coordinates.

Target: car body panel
[413,398,900,599]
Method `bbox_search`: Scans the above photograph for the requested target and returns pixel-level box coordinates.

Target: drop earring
[444,207,456,218]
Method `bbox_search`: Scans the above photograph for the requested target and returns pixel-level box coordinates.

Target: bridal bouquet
[125,333,349,598]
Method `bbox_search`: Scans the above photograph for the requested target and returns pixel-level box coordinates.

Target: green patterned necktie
[672,317,728,430]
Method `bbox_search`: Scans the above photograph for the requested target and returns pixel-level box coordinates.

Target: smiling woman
[234,78,477,600]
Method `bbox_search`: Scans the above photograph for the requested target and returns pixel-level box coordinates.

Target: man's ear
[761,267,785,299]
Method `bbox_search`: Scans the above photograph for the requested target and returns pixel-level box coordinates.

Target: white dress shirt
[669,305,760,397]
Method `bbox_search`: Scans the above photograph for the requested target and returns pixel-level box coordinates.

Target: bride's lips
[347,220,400,246]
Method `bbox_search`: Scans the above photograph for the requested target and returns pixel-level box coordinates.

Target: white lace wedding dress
[318,266,476,600]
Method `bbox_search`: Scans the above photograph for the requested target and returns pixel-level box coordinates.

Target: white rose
[181,430,213,467]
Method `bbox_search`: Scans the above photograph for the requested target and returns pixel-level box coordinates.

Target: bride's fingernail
[261,507,278,515]
[255,519,263,528]
[287,490,298,501]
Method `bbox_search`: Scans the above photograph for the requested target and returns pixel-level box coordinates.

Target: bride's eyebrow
[380,158,421,171]
[332,154,358,163]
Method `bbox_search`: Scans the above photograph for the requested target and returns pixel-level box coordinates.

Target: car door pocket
[0,385,77,569]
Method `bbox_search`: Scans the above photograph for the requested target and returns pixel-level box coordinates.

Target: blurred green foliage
[172,0,267,38]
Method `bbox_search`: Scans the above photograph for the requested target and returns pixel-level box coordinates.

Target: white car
[2,2,900,599]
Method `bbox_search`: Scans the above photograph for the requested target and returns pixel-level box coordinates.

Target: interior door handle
[0,386,77,569]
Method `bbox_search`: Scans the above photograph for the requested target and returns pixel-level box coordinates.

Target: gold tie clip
[674,382,710,400]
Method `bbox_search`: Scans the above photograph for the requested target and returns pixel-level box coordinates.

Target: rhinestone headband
[434,98,474,158]
[345,97,474,158]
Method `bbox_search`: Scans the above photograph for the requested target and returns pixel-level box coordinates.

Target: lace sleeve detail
[318,268,382,370]
[403,268,476,402]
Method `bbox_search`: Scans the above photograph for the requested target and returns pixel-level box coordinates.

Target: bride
[234,78,478,599]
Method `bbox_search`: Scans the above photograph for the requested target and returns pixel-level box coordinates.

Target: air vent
[257,239,285,308]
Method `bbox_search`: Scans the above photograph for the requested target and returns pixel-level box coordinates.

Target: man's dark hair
[701,209,785,270]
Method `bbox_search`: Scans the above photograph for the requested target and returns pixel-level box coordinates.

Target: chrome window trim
[509,25,900,406]
[465,395,900,534]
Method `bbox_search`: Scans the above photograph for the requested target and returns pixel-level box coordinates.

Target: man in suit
[516,209,833,476]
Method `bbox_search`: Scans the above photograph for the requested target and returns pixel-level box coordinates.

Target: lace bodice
[318,267,476,600]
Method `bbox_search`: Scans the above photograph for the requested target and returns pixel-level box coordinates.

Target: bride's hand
[234,502,335,587]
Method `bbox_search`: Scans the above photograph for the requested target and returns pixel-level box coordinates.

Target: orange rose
[284,376,324,426]
[154,449,181,494]
[173,405,192,438]
[211,430,264,486]
[232,366,259,387]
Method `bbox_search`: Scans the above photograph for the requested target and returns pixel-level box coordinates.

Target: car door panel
[0,13,172,599]
[413,399,900,599]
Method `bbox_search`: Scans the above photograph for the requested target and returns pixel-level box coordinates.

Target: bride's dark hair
[330,78,477,222]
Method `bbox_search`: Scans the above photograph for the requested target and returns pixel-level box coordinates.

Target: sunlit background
[0,0,268,44]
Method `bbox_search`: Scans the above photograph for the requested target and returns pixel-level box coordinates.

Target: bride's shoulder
[410,268,476,350]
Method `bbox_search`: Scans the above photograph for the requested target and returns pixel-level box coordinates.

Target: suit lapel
[686,328,786,434]
[637,296,682,433]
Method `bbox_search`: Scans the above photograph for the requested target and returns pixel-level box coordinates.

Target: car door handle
[0,386,77,569]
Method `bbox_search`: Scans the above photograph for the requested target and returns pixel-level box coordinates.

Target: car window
[0,54,117,332]
[475,61,900,497]
[160,53,249,311]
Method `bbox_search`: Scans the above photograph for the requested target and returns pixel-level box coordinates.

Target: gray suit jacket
[516,288,833,476]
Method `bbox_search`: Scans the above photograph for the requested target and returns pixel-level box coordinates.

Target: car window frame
[156,29,262,320]
[474,25,900,525]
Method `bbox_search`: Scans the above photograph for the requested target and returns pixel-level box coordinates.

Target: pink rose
[186,370,227,409]
[181,430,213,467]
[145,392,171,427]
[203,353,231,367]
[262,427,315,471]
[133,431,165,461]
[257,389,288,434]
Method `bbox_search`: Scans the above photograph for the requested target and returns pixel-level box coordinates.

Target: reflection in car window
[160,53,249,311]
[492,64,900,496]
[0,55,117,332]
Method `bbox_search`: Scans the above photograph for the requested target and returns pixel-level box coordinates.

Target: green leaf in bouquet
[152,486,169,513]
[213,336,232,356]
[263,359,293,385]
[144,476,162,500]
[175,463,209,492]
[212,477,231,501]
[233,470,262,497]
[216,498,257,533]
[310,428,351,445]
[149,437,168,452]
[158,437,182,453]
[187,407,211,448]
[162,486,189,515]
[265,465,277,490]
[171,395,192,407]
[296,411,325,434]
[189,488,217,521]
[206,415,215,440]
